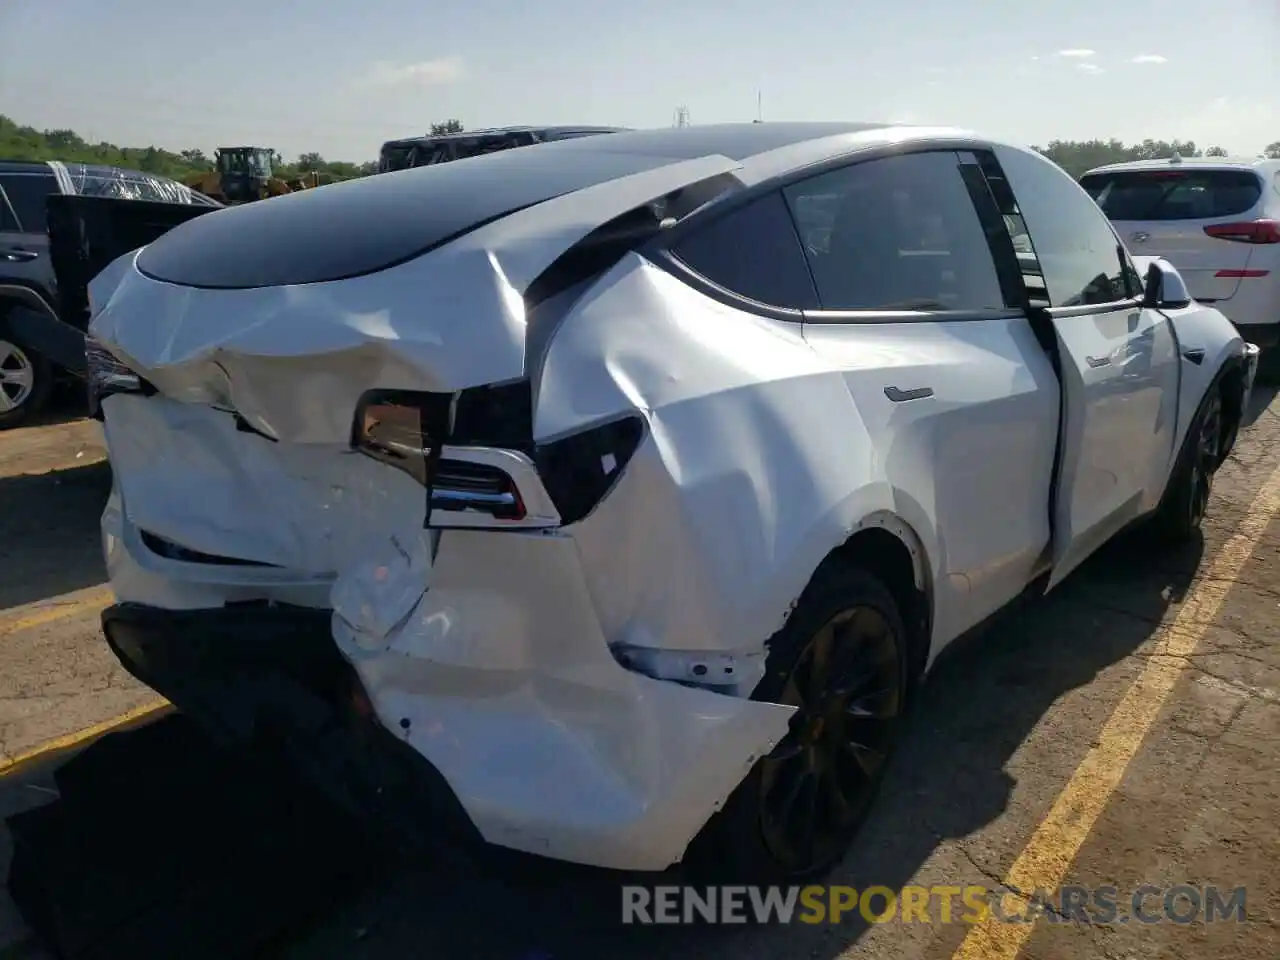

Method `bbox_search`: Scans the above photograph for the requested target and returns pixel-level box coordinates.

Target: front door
[993,145,1181,588]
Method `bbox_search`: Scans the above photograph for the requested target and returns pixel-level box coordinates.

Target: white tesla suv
[83,123,1257,883]
[1081,155,1280,348]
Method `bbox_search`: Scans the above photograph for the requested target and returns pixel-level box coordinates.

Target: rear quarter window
[1081,169,1263,221]
[671,191,819,310]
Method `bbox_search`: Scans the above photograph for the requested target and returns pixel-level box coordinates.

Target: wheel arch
[812,511,934,684]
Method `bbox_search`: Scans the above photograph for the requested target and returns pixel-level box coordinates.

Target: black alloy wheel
[757,603,905,877]
[1185,390,1222,530]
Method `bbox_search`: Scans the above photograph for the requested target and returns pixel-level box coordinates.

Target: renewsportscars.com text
[621,884,1247,925]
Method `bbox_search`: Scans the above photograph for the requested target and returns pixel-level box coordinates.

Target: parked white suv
[1081,155,1280,346]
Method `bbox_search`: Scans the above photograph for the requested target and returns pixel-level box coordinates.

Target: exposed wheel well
[824,527,931,683]
[1217,364,1245,465]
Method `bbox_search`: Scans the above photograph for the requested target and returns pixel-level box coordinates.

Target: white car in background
[1081,155,1280,348]
[79,123,1258,884]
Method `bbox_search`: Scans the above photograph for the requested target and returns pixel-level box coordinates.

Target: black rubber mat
[8,714,382,959]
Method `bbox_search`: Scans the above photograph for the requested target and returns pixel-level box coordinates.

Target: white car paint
[86,125,1253,872]
[1081,156,1280,341]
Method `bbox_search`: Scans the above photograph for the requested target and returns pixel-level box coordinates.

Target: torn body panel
[539,255,1059,665]
[97,249,1062,872]
[98,389,795,870]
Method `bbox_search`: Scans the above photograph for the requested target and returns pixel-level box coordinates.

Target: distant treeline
[4,113,1277,182]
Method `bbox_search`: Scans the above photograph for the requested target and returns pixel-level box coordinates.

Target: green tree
[1205,145,1229,157]
[430,119,464,135]
[1265,141,1280,160]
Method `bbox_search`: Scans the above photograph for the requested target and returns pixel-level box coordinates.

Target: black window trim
[646,137,1148,325]
[982,148,1141,316]
[648,138,1043,325]
[657,244,807,322]
[1044,295,1144,320]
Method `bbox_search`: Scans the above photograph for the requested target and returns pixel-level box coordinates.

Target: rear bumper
[100,578,793,872]
[101,602,486,861]
[1243,341,1261,406]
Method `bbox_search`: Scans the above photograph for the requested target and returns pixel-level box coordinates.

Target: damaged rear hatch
[89,143,746,593]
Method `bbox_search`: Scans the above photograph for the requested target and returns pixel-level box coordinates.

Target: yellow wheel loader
[184,147,294,205]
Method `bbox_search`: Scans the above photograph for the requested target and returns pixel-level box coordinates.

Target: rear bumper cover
[101,585,793,872]
[101,602,485,862]
[1243,341,1261,408]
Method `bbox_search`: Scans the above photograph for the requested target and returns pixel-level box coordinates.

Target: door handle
[1,249,38,262]
[1086,355,1111,368]
[884,385,934,402]
[1182,348,1205,365]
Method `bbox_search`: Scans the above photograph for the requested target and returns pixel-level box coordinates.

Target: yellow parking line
[0,700,172,780]
[953,461,1280,960]
[0,585,115,637]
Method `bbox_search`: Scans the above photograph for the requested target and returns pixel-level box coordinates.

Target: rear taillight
[351,386,645,528]
[85,336,154,420]
[1203,220,1280,244]
[432,460,526,521]
[534,415,645,525]
[352,389,532,525]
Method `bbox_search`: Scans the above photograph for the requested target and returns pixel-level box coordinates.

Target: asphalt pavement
[0,387,1276,960]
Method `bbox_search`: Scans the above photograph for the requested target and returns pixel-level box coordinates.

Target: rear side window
[0,187,18,232]
[782,151,1007,312]
[671,191,819,309]
[1080,169,1263,221]
[0,171,59,233]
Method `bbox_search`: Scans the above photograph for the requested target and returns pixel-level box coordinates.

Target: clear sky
[1,0,1276,164]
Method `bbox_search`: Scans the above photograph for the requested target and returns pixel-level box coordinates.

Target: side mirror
[1142,259,1192,310]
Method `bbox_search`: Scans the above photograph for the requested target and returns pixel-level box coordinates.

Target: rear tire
[0,339,52,430]
[686,564,910,885]
[1147,385,1224,544]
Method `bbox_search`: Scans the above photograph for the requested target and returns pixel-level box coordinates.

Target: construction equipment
[284,170,339,191]
[184,147,295,205]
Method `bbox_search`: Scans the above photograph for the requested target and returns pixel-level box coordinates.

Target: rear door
[0,165,60,306]
[1080,166,1264,303]
[997,148,1181,587]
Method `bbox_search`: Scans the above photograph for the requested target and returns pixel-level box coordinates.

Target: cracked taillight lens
[86,336,149,419]
[353,389,527,523]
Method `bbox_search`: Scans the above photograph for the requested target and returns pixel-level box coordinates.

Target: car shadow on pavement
[1245,380,1279,427]
[1,528,1202,960]
[0,459,111,609]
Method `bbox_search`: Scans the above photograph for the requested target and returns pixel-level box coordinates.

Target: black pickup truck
[0,161,222,427]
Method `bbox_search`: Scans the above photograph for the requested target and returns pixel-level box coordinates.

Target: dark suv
[0,160,220,427]
[377,126,627,173]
